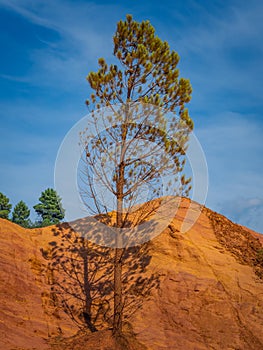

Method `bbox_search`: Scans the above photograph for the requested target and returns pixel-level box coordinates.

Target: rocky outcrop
[0,198,262,349]
[0,220,78,350]
[130,200,263,349]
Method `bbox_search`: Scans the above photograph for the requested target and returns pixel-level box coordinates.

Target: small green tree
[12,200,31,227]
[0,192,12,219]
[34,188,65,226]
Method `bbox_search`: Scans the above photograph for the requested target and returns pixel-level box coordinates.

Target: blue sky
[0,0,262,233]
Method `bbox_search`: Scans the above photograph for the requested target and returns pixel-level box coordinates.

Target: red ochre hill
[0,198,263,350]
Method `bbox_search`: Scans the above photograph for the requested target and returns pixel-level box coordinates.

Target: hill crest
[0,199,262,349]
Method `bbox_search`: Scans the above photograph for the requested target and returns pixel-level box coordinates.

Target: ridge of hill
[0,198,262,349]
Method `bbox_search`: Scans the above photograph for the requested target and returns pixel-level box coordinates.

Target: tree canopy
[86,14,192,127]
[33,188,65,226]
[12,200,31,227]
[0,192,12,219]
[81,14,193,337]
[82,14,193,219]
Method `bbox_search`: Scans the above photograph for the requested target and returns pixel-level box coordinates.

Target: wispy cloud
[219,197,263,233]
[0,0,122,91]
[0,0,262,232]
[196,111,263,232]
[164,1,263,112]
[0,73,30,83]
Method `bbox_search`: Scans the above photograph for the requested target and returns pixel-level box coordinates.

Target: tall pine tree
[83,14,193,336]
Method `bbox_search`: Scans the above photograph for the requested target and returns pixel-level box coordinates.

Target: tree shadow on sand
[41,212,160,333]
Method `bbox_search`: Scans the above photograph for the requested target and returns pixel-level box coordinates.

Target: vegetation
[83,14,193,336]
[0,14,193,342]
[256,249,263,265]
[12,200,31,227]
[0,192,12,219]
[0,188,65,228]
[34,188,65,226]
[42,224,158,333]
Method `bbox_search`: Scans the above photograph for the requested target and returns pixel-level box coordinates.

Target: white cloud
[194,111,263,232]
[164,1,263,110]
[218,197,263,233]
[0,0,121,90]
[0,0,262,232]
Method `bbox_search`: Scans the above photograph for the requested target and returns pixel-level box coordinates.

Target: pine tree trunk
[113,107,130,336]
[113,156,125,335]
[113,246,123,335]
[113,190,124,335]
[83,251,97,332]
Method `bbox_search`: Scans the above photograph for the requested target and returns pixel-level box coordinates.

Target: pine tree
[0,192,12,219]
[83,14,193,336]
[12,200,31,227]
[33,188,65,226]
